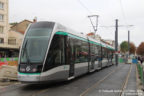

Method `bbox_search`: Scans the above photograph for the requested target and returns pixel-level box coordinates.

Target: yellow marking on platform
[119,64,132,96]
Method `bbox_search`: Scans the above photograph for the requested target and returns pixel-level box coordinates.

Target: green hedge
[0,57,18,62]
[137,64,144,85]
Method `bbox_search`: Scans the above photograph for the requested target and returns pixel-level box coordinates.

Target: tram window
[94,45,98,55]
[90,43,95,56]
[107,49,109,58]
[27,28,53,37]
[110,50,114,60]
[97,46,101,56]
[69,37,75,62]
[102,47,106,58]
[90,43,100,61]
[69,37,88,63]
[94,44,100,60]
[70,38,81,63]
[104,48,108,58]
[43,35,65,71]
[80,41,89,62]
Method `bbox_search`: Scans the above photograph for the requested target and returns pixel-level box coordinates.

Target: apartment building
[0,0,20,57]
[0,0,8,45]
[0,0,9,57]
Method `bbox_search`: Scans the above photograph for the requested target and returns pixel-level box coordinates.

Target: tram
[18,21,115,83]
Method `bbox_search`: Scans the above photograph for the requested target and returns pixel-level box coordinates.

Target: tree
[137,42,144,56]
[120,41,136,54]
[120,41,128,53]
[10,22,18,26]
[130,42,136,54]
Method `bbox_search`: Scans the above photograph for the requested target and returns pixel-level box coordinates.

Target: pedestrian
[140,56,143,64]
[142,56,144,65]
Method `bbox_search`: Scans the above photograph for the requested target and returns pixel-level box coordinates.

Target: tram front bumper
[18,73,40,83]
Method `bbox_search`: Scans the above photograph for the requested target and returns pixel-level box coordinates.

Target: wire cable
[119,0,129,29]
[77,0,92,14]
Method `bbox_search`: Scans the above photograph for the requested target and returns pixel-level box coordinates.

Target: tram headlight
[20,68,25,72]
[32,68,37,72]
[19,64,42,73]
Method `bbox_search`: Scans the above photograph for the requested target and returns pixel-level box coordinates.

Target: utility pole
[128,30,130,57]
[88,15,99,37]
[115,19,118,66]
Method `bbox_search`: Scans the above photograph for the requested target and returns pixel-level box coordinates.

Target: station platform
[83,64,140,96]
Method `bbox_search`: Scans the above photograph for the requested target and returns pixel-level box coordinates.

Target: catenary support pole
[128,30,130,57]
[115,19,118,66]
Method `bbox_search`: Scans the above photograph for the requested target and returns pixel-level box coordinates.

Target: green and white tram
[18,21,115,83]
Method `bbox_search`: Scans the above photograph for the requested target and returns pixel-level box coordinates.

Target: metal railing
[137,63,144,89]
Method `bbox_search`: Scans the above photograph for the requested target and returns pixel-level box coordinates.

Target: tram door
[99,46,103,68]
[68,37,75,77]
[90,43,95,71]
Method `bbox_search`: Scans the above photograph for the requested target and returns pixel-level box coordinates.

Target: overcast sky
[9,0,144,46]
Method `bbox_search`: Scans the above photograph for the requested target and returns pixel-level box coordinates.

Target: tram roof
[35,21,115,50]
[55,22,114,50]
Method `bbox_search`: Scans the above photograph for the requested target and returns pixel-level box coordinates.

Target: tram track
[79,66,121,96]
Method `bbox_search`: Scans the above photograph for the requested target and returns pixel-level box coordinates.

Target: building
[87,32,101,40]
[101,39,115,47]
[10,20,32,35]
[87,32,115,47]
[9,20,32,48]
[0,0,32,57]
[7,19,32,57]
[0,0,11,57]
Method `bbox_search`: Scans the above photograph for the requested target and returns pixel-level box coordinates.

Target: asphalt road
[0,63,136,96]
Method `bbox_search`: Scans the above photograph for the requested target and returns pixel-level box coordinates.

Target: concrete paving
[84,64,131,96]
[0,63,137,96]
[125,64,137,96]
[84,64,137,96]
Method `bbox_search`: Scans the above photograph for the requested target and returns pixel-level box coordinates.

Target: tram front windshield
[20,22,55,64]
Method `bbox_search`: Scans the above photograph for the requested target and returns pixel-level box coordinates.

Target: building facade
[87,32,101,40]
[87,32,115,47]
[9,20,32,49]
[0,0,8,45]
[0,0,22,57]
[0,0,10,57]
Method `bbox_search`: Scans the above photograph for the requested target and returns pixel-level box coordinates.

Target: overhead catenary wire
[76,0,100,35]
[76,0,133,40]
[76,0,92,14]
[119,0,129,29]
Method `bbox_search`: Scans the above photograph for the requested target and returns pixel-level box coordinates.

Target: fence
[0,57,18,80]
[118,58,138,64]
[0,57,18,67]
[137,63,144,89]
